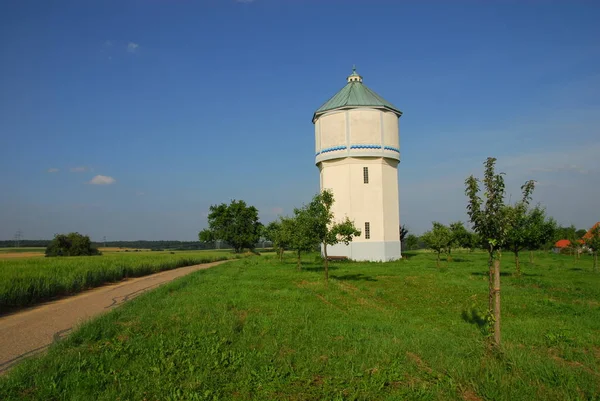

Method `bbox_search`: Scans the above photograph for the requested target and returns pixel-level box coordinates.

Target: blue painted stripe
[350,144,382,150]
[317,146,347,156]
[316,145,399,156]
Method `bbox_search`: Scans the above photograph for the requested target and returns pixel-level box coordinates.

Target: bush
[45,232,102,257]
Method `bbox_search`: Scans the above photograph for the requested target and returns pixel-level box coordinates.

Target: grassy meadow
[0,250,240,313]
[1,250,598,400]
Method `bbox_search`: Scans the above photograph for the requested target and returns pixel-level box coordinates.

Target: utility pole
[103,236,107,248]
[14,229,23,248]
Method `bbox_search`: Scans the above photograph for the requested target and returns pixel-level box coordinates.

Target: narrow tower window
[363,167,369,184]
[365,222,370,239]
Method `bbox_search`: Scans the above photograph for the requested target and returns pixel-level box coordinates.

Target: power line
[14,229,23,248]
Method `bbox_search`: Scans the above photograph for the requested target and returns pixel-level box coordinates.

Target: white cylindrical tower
[313,68,402,262]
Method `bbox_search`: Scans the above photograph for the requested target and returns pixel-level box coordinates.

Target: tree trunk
[279,248,283,262]
[529,250,533,263]
[488,250,494,313]
[297,251,301,270]
[436,252,440,268]
[514,249,520,277]
[323,243,329,282]
[493,258,501,348]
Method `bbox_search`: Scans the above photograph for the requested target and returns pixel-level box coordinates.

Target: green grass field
[0,250,239,312]
[1,250,598,400]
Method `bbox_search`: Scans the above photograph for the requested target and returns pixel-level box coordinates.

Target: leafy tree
[576,229,588,239]
[405,234,419,250]
[465,157,535,348]
[199,200,262,253]
[400,225,409,243]
[304,190,361,282]
[504,200,532,276]
[524,206,556,263]
[45,232,101,257]
[448,221,470,259]
[289,209,320,270]
[421,222,452,267]
[263,219,294,262]
[584,225,600,272]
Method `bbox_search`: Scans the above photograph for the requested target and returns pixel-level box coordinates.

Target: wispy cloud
[89,175,116,185]
[127,42,139,53]
[47,168,59,173]
[103,40,112,48]
[135,191,145,196]
[70,166,88,173]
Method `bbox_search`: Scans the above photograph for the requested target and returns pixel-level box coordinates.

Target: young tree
[584,225,600,272]
[504,202,530,276]
[289,209,320,270]
[524,206,556,263]
[465,157,535,348]
[306,190,361,282]
[263,219,294,262]
[45,232,102,257]
[400,225,409,243]
[421,222,452,267]
[405,234,420,250]
[448,221,470,260]
[199,200,262,253]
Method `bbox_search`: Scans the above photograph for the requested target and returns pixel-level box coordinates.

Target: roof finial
[347,65,362,83]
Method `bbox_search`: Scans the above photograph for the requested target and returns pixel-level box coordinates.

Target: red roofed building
[555,239,571,249]
[583,222,600,241]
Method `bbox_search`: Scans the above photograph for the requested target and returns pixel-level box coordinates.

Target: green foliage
[2,251,600,400]
[464,157,536,348]
[399,224,409,242]
[45,232,101,257]
[583,225,600,272]
[421,222,451,266]
[199,200,262,253]
[293,189,360,279]
[405,234,420,250]
[524,206,557,252]
[0,251,236,311]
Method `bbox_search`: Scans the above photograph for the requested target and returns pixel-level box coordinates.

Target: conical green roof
[313,68,402,122]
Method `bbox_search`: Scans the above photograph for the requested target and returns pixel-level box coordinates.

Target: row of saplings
[199,191,362,282]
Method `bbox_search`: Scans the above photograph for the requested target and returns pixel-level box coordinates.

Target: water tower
[313,68,402,261]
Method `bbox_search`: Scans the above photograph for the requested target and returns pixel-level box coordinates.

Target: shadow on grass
[470,271,542,277]
[569,268,583,271]
[302,264,340,273]
[331,273,377,282]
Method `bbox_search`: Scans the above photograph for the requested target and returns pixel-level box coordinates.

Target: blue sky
[1,0,599,241]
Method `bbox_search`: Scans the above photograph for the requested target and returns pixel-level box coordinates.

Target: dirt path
[0,260,229,374]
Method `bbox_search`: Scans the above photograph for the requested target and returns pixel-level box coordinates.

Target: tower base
[323,241,402,262]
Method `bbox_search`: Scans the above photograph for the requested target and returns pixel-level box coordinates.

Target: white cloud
[104,40,112,47]
[89,175,116,185]
[47,168,59,173]
[127,42,139,53]
[70,166,88,173]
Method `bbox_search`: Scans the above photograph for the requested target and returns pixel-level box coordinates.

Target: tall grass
[0,251,236,312]
[1,251,598,400]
